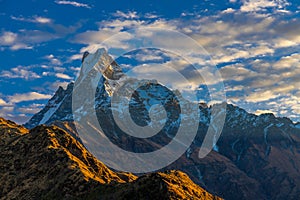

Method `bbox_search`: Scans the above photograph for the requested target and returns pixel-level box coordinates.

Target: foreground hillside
[0,117,221,200]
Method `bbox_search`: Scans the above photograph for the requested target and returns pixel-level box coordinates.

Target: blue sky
[0,0,300,124]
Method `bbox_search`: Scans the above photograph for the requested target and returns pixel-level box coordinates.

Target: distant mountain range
[19,49,300,199]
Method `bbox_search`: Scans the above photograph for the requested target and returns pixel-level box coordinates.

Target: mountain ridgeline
[24,49,300,200]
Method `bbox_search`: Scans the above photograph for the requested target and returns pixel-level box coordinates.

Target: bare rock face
[0,117,221,200]
[24,83,74,129]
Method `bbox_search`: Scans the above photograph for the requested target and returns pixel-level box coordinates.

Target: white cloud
[187,15,277,64]
[79,31,134,52]
[0,29,59,51]
[50,81,70,90]
[240,0,289,13]
[250,45,274,55]
[55,73,73,80]
[9,92,52,103]
[18,103,44,114]
[225,85,244,92]
[74,29,121,45]
[0,106,14,120]
[0,105,31,124]
[55,0,91,8]
[69,54,82,61]
[240,0,276,12]
[73,18,176,53]
[145,19,177,30]
[276,9,290,14]
[54,66,65,72]
[273,38,297,48]
[100,19,144,29]
[243,84,297,104]
[135,54,164,62]
[214,50,250,64]
[0,66,41,80]
[0,98,8,106]
[44,54,62,65]
[0,31,17,45]
[10,43,32,50]
[42,72,50,76]
[2,15,82,51]
[113,10,139,19]
[246,90,280,102]
[273,53,300,69]
[70,66,80,71]
[255,109,275,115]
[144,13,159,19]
[127,49,165,62]
[11,16,52,24]
[272,20,300,45]
[212,44,274,64]
[222,8,235,14]
[35,17,51,23]
[220,64,258,81]
[273,94,300,119]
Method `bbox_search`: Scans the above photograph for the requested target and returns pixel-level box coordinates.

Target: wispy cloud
[0,98,9,106]
[49,81,70,90]
[273,53,300,69]
[0,31,30,50]
[221,8,235,14]
[55,0,91,9]
[0,102,35,124]
[44,54,62,65]
[1,16,82,51]
[0,66,41,80]
[254,109,276,115]
[17,103,44,114]
[240,0,277,12]
[69,54,82,61]
[0,30,56,51]
[113,11,139,19]
[144,13,159,19]
[72,18,176,53]
[240,0,290,13]
[11,15,52,24]
[0,31,17,45]
[55,73,73,80]
[10,43,33,50]
[8,92,52,103]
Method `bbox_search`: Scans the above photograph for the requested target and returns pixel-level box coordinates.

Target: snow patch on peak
[264,123,273,144]
[39,99,64,125]
[212,134,219,152]
[186,147,192,158]
[276,123,284,128]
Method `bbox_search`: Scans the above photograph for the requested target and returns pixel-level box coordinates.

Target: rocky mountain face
[24,49,300,199]
[0,117,221,200]
[25,83,74,129]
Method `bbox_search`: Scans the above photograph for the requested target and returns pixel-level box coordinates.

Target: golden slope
[0,118,221,200]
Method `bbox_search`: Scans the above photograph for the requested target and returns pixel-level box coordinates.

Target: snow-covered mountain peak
[25,49,299,147]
